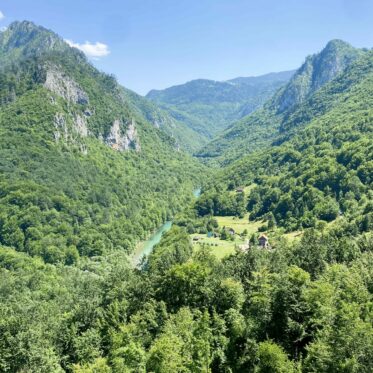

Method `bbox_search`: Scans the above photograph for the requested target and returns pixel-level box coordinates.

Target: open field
[190,214,265,259]
[283,230,303,242]
[228,184,257,196]
[215,214,264,235]
[191,234,237,259]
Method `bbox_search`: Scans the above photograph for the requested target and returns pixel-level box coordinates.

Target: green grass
[191,234,237,259]
[228,183,257,196]
[283,230,304,242]
[215,214,264,235]
[190,214,265,259]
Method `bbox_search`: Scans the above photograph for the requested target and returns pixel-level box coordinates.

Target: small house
[193,236,201,242]
[258,234,269,248]
[228,228,235,236]
[236,187,244,193]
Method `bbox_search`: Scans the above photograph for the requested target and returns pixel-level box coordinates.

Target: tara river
[131,188,201,266]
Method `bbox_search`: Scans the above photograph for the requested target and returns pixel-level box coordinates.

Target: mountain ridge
[146,70,294,142]
[0,20,206,152]
[197,39,366,164]
[0,20,86,66]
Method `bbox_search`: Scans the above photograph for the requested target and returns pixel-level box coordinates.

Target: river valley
[131,188,201,266]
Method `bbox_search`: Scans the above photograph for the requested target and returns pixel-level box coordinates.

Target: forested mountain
[0,21,204,264]
[199,48,373,229]
[198,40,365,163]
[146,70,294,142]
[0,21,205,153]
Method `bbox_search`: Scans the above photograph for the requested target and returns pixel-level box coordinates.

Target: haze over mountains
[0,19,372,373]
[147,70,294,142]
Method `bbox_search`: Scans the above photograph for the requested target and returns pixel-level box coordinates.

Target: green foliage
[122,87,206,153]
[201,50,373,232]
[256,341,295,373]
[1,22,372,373]
[146,226,194,274]
[0,24,205,265]
[195,190,246,217]
[1,215,373,371]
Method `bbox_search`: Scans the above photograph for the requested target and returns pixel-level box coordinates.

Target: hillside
[0,21,205,264]
[198,48,373,232]
[198,40,365,164]
[122,88,207,152]
[0,21,206,153]
[146,70,294,142]
[0,20,79,64]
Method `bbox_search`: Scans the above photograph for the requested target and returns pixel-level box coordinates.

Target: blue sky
[1,0,373,94]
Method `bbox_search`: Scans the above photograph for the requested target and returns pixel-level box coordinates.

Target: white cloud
[65,39,110,58]
[0,11,5,20]
[0,26,7,32]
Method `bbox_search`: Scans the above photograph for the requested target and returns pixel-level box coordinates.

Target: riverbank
[131,221,172,266]
[131,188,201,266]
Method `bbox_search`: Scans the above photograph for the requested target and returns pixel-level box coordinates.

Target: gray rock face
[53,112,67,142]
[53,112,88,139]
[53,112,89,155]
[74,114,88,137]
[105,119,140,152]
[44,64,89,105]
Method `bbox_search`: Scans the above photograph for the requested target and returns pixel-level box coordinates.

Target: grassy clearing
[215,214,264,235]
[282,217,344,243]
[189,211,311,259]
[283,230,304,242]
[228,184,257,196]
[191,235,237,259]
[190,214,265,259]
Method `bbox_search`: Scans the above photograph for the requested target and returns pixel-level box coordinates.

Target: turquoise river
[132,188,201,266]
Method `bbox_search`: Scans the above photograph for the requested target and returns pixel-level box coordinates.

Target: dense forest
[0,22,204,266]
[0,20,372,373]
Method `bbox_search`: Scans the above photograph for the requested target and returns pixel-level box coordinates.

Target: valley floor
[190,213,304,259]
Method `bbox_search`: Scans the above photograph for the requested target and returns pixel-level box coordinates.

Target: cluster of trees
[1,221,372,372]
[195,191,246,218]
[247,138,372,232]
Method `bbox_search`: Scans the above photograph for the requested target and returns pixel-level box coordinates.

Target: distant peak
[5,20,61,41]
[8,20,40,31]
[0,19,86,66]
[274,39,362,113]
[324,39,352,49]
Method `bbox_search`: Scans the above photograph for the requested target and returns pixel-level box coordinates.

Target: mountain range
[197,39,366,163]
[146,70,294,143]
